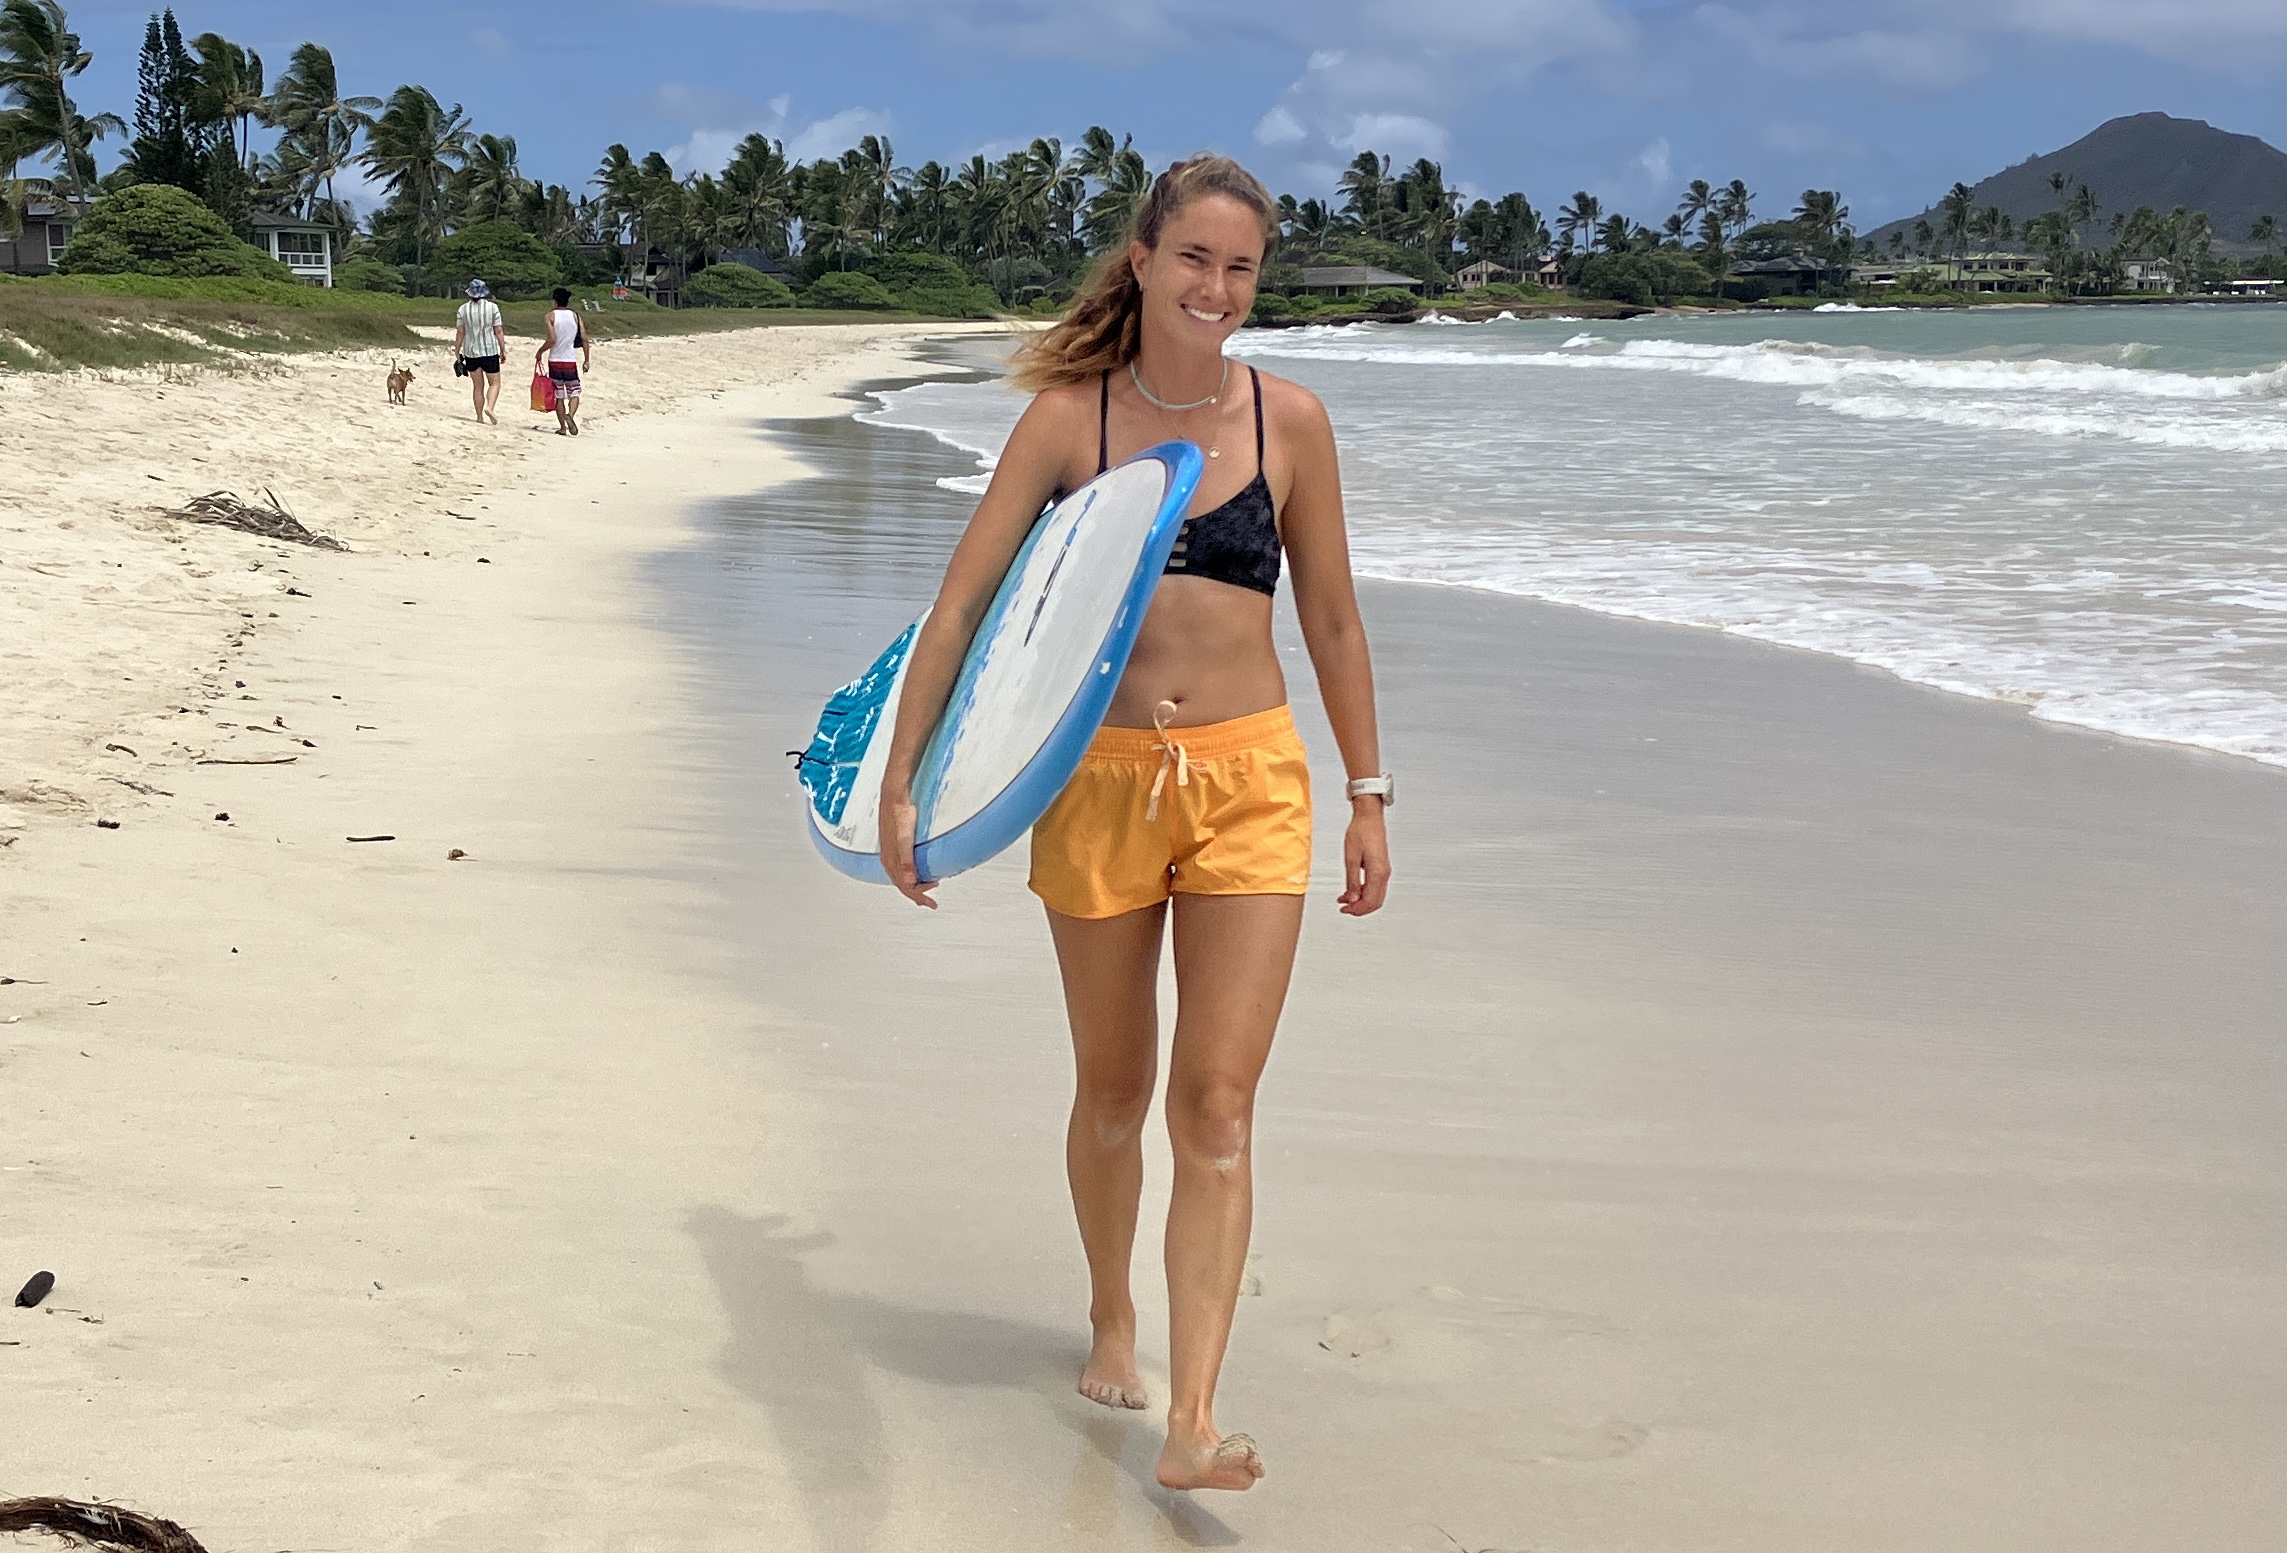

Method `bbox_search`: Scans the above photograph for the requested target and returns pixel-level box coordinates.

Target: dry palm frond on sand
[159,488,346,551]
[0,1498,210,1553]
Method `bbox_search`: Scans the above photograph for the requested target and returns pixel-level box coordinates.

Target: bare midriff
[1104,574,1287,729]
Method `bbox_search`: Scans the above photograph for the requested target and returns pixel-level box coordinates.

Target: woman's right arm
[879,390,1079,907]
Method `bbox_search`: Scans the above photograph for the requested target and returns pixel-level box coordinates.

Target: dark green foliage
[124,10,210,191]
[1578,250,1714,305]
[853,249,999,315]
[802,270,897,309]
[56,184,291,280]
[1249,294,1294,324]
[1358,286,1422,315]
[683,263,795,308]
[429,220,563,297]
[334,258,407,294]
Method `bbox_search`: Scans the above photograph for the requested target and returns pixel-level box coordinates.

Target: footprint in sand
[1539,1417,1650,1463]
[1317,1312,1391,1359]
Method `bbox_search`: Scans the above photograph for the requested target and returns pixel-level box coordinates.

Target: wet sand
[662,401,2287,1552]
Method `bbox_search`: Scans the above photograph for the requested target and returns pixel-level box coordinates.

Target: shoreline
[658,401,2287,1550]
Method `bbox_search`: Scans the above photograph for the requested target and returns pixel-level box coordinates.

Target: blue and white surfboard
[798,441,1204,884]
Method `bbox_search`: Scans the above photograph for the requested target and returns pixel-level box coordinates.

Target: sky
[54,0,2287,228]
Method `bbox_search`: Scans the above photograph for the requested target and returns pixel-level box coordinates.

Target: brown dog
[386,362,414,404]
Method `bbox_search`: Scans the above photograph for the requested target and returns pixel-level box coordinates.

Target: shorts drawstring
[1145,700,1189,821]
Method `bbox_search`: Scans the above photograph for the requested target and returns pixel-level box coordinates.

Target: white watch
[1346,773,1395,807]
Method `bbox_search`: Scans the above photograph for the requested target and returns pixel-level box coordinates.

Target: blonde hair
[1009,154,1278,392]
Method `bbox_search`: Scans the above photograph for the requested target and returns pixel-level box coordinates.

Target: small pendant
[1208,446,1221,459]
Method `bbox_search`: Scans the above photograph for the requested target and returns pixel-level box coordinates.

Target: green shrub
[430,220,563,299]
[57,185,293,281]
[1249,294,1295,324]
[1358,287,1422,316]
[334,259,406,294]
[1284,294,1328,316]
[683,263,796,308]
[802,270,898,310]
[1579,251,1714,306]
[850,250,1000,315]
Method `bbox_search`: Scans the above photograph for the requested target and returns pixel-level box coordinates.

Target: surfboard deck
[798,441,1204,884]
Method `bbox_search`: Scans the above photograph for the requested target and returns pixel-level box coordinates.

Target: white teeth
[1183,306,1228,322]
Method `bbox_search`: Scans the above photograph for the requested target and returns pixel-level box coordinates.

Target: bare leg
[480,371,500,423]
[1046,902,1166,1410]
[468,368,485,422]
[1156,891,1302,1491]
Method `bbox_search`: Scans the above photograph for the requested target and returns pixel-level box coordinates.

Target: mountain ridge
[1867,113,2287,252]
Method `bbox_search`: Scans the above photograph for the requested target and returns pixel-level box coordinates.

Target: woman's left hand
[1339,801,1391,916]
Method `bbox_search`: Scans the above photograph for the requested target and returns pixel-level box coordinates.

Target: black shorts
[461,354,502,376]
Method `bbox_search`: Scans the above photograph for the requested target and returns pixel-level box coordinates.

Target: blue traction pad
[795,622,916,825]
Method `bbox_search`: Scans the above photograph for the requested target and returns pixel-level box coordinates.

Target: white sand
[0,322,997,1549]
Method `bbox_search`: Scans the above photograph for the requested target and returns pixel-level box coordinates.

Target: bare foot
[1077,1327,1148,1410]
[1156,1429,1264,1492]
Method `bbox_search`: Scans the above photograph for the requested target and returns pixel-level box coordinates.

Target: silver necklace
[1130,359,1229,458]
[1129,358,1227,412]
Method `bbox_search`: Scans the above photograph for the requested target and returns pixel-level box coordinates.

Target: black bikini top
[1099,365,1281,597]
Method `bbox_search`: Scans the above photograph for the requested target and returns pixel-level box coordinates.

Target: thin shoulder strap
[1098,371,1110,474]
[1250,366,1265,472]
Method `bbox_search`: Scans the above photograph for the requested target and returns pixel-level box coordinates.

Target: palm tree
[0,0,124,204]
[1554,190,1601,255]
[1717,179,1754,244]
[1592,212,1631,255]
[2248,213,2278,254]
[723,132,792,254]
[187,30,261,169]
[1675,178,1714,243]
[1396,156,1459,271]
[457,131,526,225]
[1337,151,1392,240]
[1073,126,1147,252]
[267,43,376,216]
[1938,181,1975,261]
[362,83,470,268]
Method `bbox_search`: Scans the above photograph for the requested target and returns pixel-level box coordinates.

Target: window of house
[274,231,328,260]
[47,224,72,265]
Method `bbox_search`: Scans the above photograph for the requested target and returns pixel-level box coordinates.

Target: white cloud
[1338,113,1447,160]
[1634,136,1673,186]
[786,107,895,162]
[1255,106,1307,146]
[652,91,892,174]
[471,27,511,59]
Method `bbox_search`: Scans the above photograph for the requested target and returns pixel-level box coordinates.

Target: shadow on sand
[686,1206,1240,1552]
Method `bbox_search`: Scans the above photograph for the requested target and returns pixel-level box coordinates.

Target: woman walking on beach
[536,286,590,435]
[878,155,1393,1493]
[453,278,507,424]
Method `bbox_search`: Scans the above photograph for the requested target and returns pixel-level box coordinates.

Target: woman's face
[1130,192,1266,353]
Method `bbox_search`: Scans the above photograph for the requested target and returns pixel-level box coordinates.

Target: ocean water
[857,306,2287,768]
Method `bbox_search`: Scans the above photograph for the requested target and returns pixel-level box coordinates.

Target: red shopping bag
[530,372,556,413]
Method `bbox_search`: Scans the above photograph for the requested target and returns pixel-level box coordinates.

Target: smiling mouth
[1182,305,1229,323]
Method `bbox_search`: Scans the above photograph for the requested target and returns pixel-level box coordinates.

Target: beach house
[0,197,79,276]
[1729,255,1834,296]
[1453,259,1512,291]
[1294,265,1425,298]
[249,212,336,286]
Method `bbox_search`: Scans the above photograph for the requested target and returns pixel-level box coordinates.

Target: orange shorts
[1029,705,1313,920]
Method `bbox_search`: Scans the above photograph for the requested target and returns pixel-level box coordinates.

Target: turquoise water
[862,305,2287,767]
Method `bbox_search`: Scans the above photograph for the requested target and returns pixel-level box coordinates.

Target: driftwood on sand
[159,489,345,551]
[0,1498,210,1553]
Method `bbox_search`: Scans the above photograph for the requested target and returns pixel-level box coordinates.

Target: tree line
[6,0,2276,306]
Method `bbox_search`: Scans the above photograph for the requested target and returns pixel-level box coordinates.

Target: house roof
[1296,265,1423,287]
[1455,259,1512,276]
[1731,255,1832,275]
[249,211,332,231]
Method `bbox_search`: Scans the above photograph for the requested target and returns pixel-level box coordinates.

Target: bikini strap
[1098,371,1110,475]
[1250,366,1265,473]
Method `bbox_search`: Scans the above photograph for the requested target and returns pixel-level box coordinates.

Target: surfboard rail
[800,440,1204,885]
